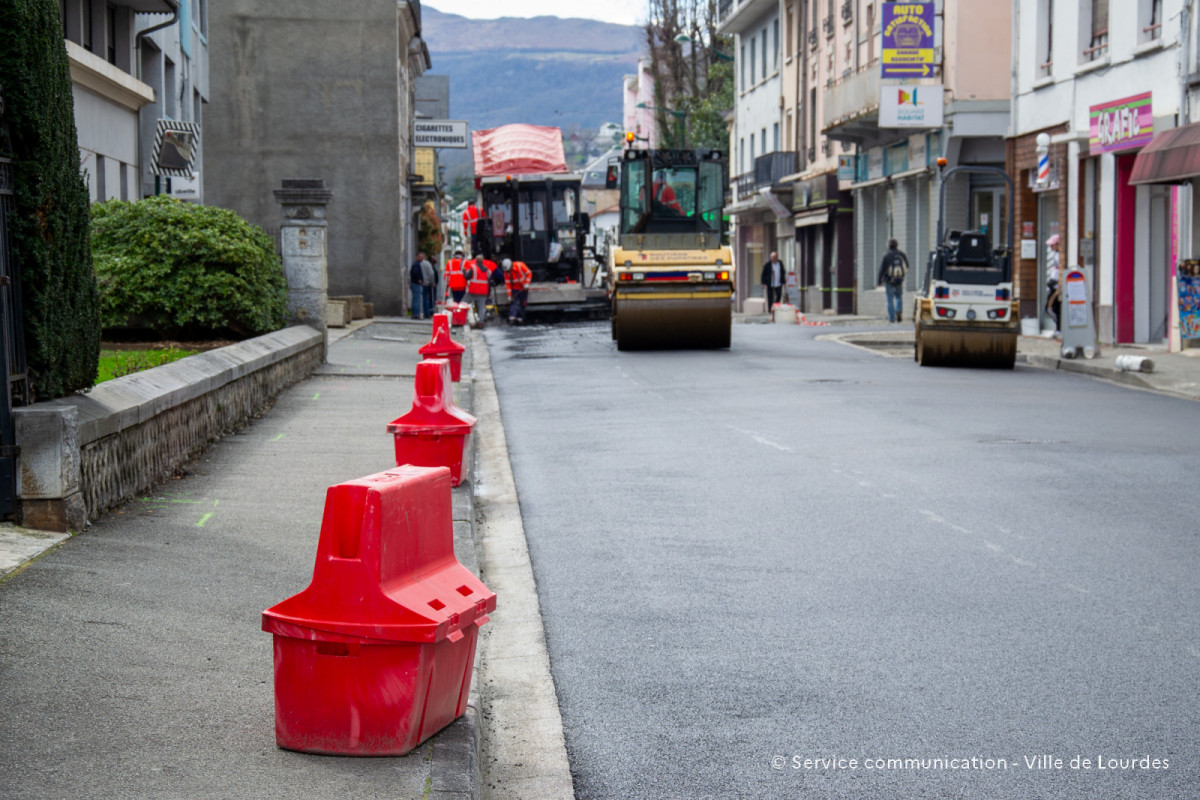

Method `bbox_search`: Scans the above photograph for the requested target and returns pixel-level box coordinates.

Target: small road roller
[605,146,734,351]
[914,165,1020,368]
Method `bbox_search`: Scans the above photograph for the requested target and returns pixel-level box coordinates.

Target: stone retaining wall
[14,326,324,532]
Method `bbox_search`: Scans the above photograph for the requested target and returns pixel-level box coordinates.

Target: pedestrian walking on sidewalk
[1045,234,1062,333]
[877,239,909,323]
[422,257,438,318]
[760,251,785,311]
[410,252,429,319]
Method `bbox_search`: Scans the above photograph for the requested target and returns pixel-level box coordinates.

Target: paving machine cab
[914,165,1020,368]
[606,147,734,350]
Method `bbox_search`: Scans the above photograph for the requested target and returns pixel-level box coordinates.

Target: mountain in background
[423,5,643,180]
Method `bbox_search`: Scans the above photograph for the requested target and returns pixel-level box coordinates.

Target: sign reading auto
[1089,92,1154,154]
[414,120,469,149]
[881,3,935,78]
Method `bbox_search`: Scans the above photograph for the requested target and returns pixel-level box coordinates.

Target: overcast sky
[424,0,645,26]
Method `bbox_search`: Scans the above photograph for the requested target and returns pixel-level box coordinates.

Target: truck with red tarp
[467,124,607,318]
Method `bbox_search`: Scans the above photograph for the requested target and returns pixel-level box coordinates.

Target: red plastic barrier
[388,359,477,486]
[262,466,495,756]
[445,302,469,327]
[418,313,466,382]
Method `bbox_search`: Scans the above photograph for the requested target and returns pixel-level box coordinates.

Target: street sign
[881,3,935,79]
[414,119,469,149]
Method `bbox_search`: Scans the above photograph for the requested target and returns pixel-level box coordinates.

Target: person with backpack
[877,239,909,323]
[410,252,428,319]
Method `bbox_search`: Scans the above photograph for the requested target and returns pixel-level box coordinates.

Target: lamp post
[636,101,688,149]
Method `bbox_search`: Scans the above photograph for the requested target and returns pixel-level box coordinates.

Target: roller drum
[614,293,731,351]
[915,325,1016,369]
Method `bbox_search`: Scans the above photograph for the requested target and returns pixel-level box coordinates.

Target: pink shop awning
[1130,122,1200,185]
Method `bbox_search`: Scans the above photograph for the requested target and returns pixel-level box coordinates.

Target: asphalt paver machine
[914,165,1020,368]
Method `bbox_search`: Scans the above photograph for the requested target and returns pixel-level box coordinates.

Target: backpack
[887,251,907,282]
[410,260,424,284]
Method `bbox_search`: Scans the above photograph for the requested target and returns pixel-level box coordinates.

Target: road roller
[914,165,1020,368]
[605,146,734,351]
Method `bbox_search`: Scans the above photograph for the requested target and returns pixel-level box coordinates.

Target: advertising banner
[1179,261,1200,339]
[1088,92,1154,154]
[880,84,944,129]
[881,3,935,78]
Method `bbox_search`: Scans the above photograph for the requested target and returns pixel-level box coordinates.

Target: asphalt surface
[0,320,479,799]
[485,319,1200,800]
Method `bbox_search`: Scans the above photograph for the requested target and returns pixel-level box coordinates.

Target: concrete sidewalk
[819,317,1200,402]
[0,318,485,799]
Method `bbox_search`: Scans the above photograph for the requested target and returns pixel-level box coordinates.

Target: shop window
[761,26,767,78]
[786,4,794,56]
[1080,0,1108,63]
[1139,0,1163,42]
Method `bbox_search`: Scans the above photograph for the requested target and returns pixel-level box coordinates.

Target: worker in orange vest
[462,204,482,254]
[465,253,495,328]
[444,248,468,303]
[502,259,533,323]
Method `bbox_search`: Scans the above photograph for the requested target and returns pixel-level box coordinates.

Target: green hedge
[91,196,288,338]
[0,0,101,400]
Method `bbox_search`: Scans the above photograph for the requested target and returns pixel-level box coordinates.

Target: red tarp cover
[472,124,568,177]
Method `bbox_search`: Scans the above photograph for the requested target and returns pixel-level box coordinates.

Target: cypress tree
[0,0,101,400]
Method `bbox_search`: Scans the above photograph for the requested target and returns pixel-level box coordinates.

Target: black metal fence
[0,82,28,518]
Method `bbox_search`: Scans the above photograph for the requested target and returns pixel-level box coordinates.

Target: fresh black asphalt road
[485,320,1200,800]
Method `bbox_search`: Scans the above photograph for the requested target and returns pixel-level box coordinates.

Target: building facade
[62,0,208,203]
[780,0,856,314]
[1011,0,1186,345]
[205,0,430,317]
[820,1,1011,320]
[719,0,794,310]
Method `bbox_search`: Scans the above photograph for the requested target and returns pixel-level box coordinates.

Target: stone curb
[427,324,482,800]
[1021,353,1200,403]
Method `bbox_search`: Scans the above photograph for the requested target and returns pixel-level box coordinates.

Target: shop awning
[794,208,830,228]
[1130,122,1200,185]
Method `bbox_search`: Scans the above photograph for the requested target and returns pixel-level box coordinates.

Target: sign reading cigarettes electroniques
[881,3,935,78]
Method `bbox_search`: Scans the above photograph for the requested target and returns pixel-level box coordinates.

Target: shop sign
[792,173,838,211]
[880,84,944,129]
[1089,92,1153,154]
[881,3,935,79]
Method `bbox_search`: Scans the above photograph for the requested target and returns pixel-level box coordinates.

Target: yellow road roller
[914,165,1020,368]
[606,147,734,350]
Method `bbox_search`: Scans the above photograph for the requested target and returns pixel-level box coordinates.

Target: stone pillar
[273,179,333,339]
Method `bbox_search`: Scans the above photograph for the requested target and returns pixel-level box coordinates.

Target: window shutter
[1092,0,1108,36]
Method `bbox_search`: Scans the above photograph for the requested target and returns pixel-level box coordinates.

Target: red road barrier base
[388,359,477,486]
[262,466,495,756]
[419,313,466,381]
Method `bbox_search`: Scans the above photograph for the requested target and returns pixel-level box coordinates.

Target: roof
[472,125,568,177]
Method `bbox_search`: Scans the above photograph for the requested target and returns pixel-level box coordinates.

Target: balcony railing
[734,172,756,201]
[754,152,797,189]
[823,65,881,130]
